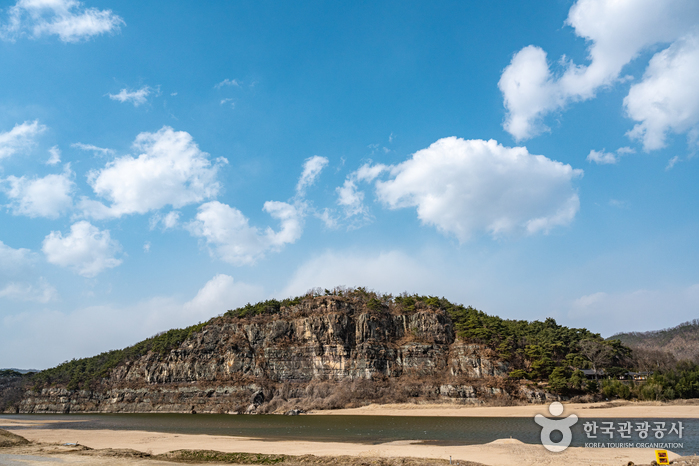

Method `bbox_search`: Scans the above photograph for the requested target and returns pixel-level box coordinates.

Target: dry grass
[0,428,30,447]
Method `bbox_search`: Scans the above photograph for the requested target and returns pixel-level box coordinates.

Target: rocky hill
[4,289,603,414]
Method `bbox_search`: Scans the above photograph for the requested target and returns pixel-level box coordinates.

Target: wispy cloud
[1,0,124,43]
[215,78,240,89]
[0,278,58,303]
[587,147,636,165]
[46,146,61,165]
[108,85,155,107]
[296,155,328,197]
[666,155,680,171]
[0,120,46,160]
[71,142,114,156]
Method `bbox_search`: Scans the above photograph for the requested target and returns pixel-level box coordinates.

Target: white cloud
[162,210,180,229]
[81,126,226,219]
[567,284,699,336]
[143,241,150,253]
[296,155,328,196]
[0,274,264,368]
[336,179,364,216]
[280,249,456,300]
[666,155,681,170]
[586,146,634,165]
[46,145,61,165]
[499,0,699,141]
[1,0,124,42]
[188,200,302,266]
[587,150,617,165]
[215,78,240,89]
[0,278,57,303]
[184,274,263,316]
[108,86,153,107]
[608,199,627,208]
[0,120,46,160]
[219,98,235,108]
[375,137,582,241]
[316,208,339,229]
[42,220,122,277]
[71,142,114,156]
[150,210,180,230]
[0,240,34,271]
[625,33,699,151]
[3,165,74,218]
[336,163,388,220]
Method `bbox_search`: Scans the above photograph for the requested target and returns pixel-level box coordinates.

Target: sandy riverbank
[2,427,683,466]
[2,401,697,466]
[308,399,699,418]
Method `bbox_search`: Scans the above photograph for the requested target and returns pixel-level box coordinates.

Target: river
[2,414,698,454]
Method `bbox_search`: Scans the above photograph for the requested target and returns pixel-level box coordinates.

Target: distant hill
[0,368,38,374]
[610,319,699,362]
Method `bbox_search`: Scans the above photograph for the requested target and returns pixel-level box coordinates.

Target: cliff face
[15,296,553,414]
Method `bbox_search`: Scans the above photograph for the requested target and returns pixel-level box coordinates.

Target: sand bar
[309,400,699,418]
[3,427,683,466]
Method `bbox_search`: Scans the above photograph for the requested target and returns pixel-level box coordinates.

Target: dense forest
[3,287,699,407]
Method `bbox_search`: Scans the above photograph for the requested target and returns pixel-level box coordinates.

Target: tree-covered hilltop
[8,286,698,404]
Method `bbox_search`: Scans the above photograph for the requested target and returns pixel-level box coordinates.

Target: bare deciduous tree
[578,339,612,379]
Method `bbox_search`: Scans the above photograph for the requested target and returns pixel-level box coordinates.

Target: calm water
[2,414,698,454]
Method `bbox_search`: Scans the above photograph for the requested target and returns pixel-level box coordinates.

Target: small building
[581,369,605,379]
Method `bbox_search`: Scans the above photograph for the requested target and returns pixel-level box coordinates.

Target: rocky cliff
[13,296,554,414]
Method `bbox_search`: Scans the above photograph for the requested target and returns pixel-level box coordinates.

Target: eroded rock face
[111,302,471,384]
[18,296,527,413]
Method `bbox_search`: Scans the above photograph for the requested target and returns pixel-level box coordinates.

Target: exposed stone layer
[14,297,553,414]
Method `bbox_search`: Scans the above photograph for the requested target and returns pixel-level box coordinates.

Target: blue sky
[1,0,698,369]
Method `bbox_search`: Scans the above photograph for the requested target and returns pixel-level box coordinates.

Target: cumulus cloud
[625,33,699,151]
[499,0,699,141]
[375,137,582,241]
[1,0,124,42]
[71,142,114,156]
[188,200,302,266]
[0,120,46,160]
[296,155,328,196]
[81,126,226,219]
[3,166,74,218]
[42,221,122,277]
[108,86,153,107]
[0,278,57,303]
